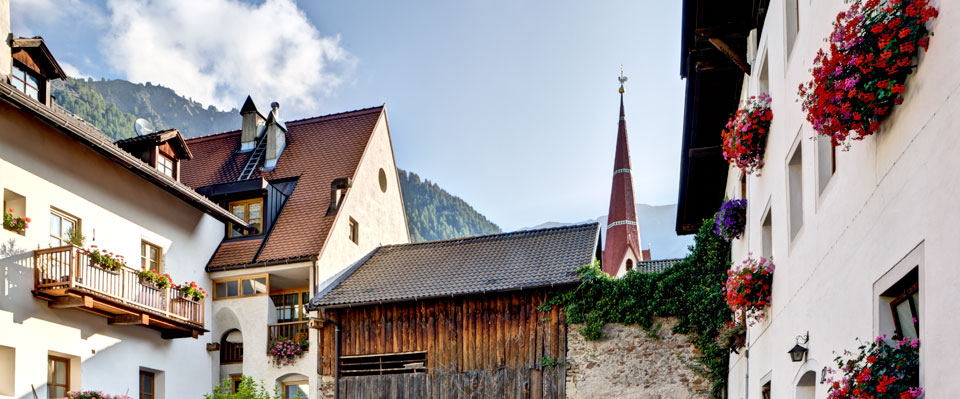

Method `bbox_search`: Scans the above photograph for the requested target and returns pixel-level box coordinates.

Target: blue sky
[13,0,686,232]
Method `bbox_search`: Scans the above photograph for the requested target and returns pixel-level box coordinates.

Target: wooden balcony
[32,245,206,339]
[267,320,309,350]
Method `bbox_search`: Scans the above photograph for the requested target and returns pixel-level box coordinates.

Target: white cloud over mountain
[102,0,351,115]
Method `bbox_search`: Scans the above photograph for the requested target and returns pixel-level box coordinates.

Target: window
[221,330,243,364]
[282,381,309,399]
[340,352,427,376]
[761,207,773,260]
[214,274,269,300]
[378,168,388,193]
[48,356,69,399]
[231,375,243,394]
[757,52,770,95]
[0,345,14,396]
[787,142,804,240]
[139,370,155,399]
[348,218,358,244]
[817,137,836,195]
[786,0,800,58]
[740,173,747,200]
[270,288,310,323]
[625,259,634,272]
[3,189,26,235]
[157,154,175,179]
[11,64,41,101]
[761,381,771,399]
[883,269,920,340]
[796,370,816,399]
[228,198,263,238]
[141,241,161,272]
[49,209,79,247]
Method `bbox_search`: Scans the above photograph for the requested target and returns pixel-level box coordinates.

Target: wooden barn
[308,223,599,399]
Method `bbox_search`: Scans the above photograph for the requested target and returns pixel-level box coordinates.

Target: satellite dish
[135,118,155,136]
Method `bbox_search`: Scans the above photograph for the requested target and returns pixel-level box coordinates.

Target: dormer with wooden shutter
[115,129,193,181]
[8,37,66,105]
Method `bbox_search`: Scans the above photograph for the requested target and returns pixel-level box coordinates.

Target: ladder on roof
[238,134,267,181]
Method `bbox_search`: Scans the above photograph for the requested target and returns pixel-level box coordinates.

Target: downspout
[321,308,341,399]
[744,315,750,399]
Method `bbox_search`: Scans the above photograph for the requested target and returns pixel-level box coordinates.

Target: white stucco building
[677,0,958,398]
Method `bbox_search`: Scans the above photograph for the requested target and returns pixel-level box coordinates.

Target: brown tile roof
[308,223,600,309]
[181,106,385,268]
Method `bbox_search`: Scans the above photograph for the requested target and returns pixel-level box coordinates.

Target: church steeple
[603,67,647,277]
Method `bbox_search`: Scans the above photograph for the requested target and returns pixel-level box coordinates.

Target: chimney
[0,0,11,79]
[239,95,265,152]
[326,178,353,216]
[263,101,286,169]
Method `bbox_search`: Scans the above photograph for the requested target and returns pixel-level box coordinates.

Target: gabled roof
[115,128,193,159]
[634,258,682,274]
[181,106,386,269]
[308,223,600,309]
[11,37,66,80]
[0,82,245,226]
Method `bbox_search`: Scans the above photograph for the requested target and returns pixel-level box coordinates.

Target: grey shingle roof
[309,223,600,309]
[634,258,682,274]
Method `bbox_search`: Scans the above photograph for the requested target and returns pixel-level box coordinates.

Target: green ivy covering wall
[542,216,732,397]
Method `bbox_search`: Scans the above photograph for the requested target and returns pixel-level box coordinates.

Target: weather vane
[618,64,628,94]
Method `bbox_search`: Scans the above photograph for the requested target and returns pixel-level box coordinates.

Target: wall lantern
[788,331,810,362]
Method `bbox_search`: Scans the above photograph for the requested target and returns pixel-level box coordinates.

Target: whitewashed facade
[714,0,960,398]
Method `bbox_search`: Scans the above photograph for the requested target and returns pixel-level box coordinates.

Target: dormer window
[229,198,263,238]
[158,154,176,178]
[11,64,41,101]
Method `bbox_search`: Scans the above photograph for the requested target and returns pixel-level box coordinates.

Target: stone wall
[565,318,712,399]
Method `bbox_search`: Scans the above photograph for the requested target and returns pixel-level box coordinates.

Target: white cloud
[102,0,351,116]
[59,62,90,79]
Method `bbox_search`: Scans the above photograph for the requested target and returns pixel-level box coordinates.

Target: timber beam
[49,295,93,309]
[109,314,150,326]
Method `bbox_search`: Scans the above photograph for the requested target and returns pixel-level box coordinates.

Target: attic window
[228,198,263,238]
[349,218,359,244]
[11,64,41,101]
[157,154,175,178]
[340,352,427,376]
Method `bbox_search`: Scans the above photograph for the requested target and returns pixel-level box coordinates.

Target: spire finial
[618,65,628,94]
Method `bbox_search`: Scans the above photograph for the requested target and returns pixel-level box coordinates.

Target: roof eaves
[0,83,246,227]
[306,247,381,311]
[314,281,580,310]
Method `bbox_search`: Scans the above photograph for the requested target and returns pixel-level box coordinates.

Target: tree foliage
[398,169,501,242]
[543,216,732,397]
[205,376,284,399]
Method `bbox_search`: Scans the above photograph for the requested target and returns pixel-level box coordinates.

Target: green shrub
[205,376,283,399]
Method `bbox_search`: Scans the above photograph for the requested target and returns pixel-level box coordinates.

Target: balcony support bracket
[49,295,93,309]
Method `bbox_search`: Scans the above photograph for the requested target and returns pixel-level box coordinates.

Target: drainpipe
[744,316,750,399]
[321,308,341,399]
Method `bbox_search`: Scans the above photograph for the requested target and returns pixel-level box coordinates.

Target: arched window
[795,370,816,399]
[221,329,243,364]
[626,259,634,271]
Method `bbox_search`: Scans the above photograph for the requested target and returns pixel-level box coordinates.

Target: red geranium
[721,93,773,175]
[799,0,938,149]
[724,255,774,324]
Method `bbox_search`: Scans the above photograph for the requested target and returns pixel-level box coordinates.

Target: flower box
[825,336,921,399]
[173,296,199,305]
[139,277,160,290]
[724,256,774,323]
[2,208,30,235]
[721,93,772,175]
[93,262,121,275]
[799,0,939,149]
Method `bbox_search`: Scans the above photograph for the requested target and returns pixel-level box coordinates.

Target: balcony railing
[267,320,309,350]
[33,245,204,333]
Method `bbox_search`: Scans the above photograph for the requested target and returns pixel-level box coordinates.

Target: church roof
[602,91,645,276]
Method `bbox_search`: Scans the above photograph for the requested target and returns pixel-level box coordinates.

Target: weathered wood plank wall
[318,289,568,398]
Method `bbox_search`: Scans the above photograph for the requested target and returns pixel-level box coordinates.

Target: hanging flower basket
[825,335,921,399]
[715,321,747,353]
[715,199,747,241]
[721,93,773,175]
[724,256,774,323]
[799,0,939,149]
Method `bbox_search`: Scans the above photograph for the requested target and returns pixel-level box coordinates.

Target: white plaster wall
[314,109,410,286]
[723,1,960,398]
[0,101,223,398]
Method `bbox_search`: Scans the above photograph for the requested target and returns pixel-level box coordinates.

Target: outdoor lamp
[788,331,810,362]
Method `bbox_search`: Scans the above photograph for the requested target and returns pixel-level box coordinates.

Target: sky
[12,0,687,232]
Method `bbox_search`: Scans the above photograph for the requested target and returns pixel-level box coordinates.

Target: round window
[378,168,388,193]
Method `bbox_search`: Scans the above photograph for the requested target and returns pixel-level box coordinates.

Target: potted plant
[720,93,773,175]
[3,208,30,234]
[267,336,308,367]
[724,255,775,324]
[66,227,86,247]
[715,320,747,354]
[799,0,939,149]
[84,245,125,274]
[67,392,133,399]
[177,281,207,302]
[825,336,921,399]
[137,268,172,289]
[715,199,747,241]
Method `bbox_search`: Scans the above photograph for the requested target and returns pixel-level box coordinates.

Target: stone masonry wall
[565,318,712,399]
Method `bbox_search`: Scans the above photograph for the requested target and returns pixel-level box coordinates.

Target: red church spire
[602,68,647,276]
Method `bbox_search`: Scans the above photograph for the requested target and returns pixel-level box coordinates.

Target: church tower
[602,69,648,277]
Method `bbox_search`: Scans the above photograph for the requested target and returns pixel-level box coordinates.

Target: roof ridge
[380,222,600,250]
[285,105,384,126]
[185,129,241,143]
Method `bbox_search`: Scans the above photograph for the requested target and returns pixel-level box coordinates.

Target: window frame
[213,274,270,300]
[49,208,80,248]
[348,217,359,244]
[281,380,309,399]
[47,355,70,399]
[141,241,162,273]
[890,282,920,340]
[231,375,243,394]
[227,198,265,238]
[270,287,311,323]
[157,154,176,179]
[139,370,155,399]
[11,63,41,101]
